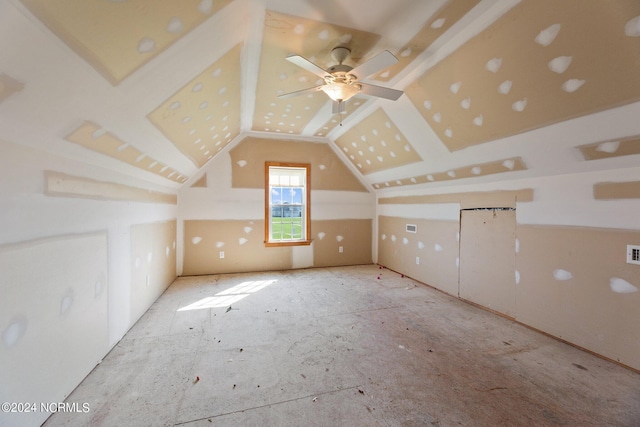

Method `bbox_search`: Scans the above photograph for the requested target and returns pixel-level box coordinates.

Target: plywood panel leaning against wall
[130,220,177,323]
[515,225,640,371]
[312,219,372,267]
[183,220,292,275]
[0,233,108,427]
[377,216,459,296]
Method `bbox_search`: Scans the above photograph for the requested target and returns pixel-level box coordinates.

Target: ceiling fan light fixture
[321,81,360,102]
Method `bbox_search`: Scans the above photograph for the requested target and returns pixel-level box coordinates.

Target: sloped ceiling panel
[147,43,242,168]
[406,0,640,152]
[372,0,481,82]
[334,108,421,175]
[372,157,527,190]
[252,11,382,135]
[65,121,188,184]
[314,96,368,137]
[20,0,233,85]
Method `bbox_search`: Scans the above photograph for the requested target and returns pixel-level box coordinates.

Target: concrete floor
[45,265,640,426]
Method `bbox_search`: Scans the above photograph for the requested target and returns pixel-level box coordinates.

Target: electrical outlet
[339,246,343,253]
[416,256,420,265]
[219,251,225,259]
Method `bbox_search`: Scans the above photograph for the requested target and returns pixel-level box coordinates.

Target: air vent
[406,224,417,233]
[627,245,640,265]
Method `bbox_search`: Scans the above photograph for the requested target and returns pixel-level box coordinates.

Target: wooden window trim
[264,162,311,247]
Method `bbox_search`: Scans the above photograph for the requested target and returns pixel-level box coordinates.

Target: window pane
[291,187,303,204]
[271,187,282,204]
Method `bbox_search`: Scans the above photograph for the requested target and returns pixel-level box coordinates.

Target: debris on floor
[193,376,200,384]
[226,306,232,313]
[312,397,317,403]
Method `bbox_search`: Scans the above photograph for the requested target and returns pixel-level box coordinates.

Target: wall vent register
[628,245,640,265]
[406,224,417,233]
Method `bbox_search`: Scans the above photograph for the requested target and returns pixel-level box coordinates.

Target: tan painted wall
[312,219,372,267]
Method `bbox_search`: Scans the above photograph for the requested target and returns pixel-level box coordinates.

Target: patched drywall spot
[625,16,640,37]
[336,235,344,242]
[610,277,638,294]
[417,241,425,249]
[244,227,253,234]
[216,241,225,248]
[381,233,386,240]
[562,79,585,93]
[553,269,573,281]
[515,238,520,253]
[60,289,74,315]
[515,270,520,285]
[548,56,572,74]
[192,236,203,245]
[535,23,561,46]
[2,315,28,348]
[402,237,409,245]
[239,237,248,245]
[137,37,156,53]
[434,243,443,252]
[317,232,326,240]
[596,141,620,153]
[485,58,502,73]
[95,274,105,297]
[390,234,397,242]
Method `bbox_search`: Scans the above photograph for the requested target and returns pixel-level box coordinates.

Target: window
[265,162,311,246]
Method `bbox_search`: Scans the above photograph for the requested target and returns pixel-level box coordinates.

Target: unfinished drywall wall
[376,166,640,371]
[183,220,292,275]
[377,216,459,296]
[130,220,177,322]
[312,219,372,267]
[0,233,108,427]
[179,136,375,275]
[0,141,178,427]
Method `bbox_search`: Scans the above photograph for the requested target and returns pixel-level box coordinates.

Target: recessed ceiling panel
[20,0,233,85]
[372,0,481,82]
[334,108,421,175]
[406,0,640,151]
[372,157,526,189]
[253,11,381,134]
[147,43,242,168]
[65,121,188,184]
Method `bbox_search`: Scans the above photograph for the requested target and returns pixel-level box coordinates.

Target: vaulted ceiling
[1,0,639,192]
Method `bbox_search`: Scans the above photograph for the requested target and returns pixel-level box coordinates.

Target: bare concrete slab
[44,265,640,426]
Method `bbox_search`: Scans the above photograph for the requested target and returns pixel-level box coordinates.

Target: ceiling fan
[279,46,403,114]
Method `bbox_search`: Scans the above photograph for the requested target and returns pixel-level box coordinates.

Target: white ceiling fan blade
[350,50,398,79]
[278,85,324,99]
[285,54,329,78]
[359,83,403,100]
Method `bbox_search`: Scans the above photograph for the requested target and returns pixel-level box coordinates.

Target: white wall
[0,140,177,427]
